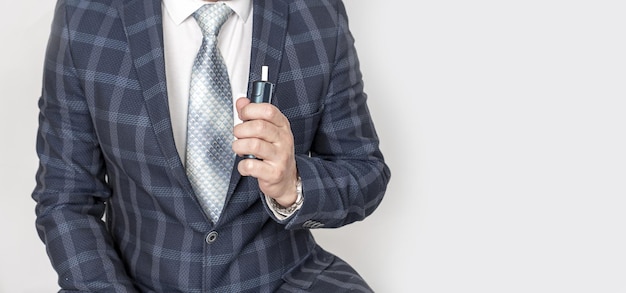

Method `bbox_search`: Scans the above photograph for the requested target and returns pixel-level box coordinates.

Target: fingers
[236,97,289,127]
[237,153,297,201]
[232,98,298,200]
[232,125,279,160]
[233,119,293,162]
[233,97,292,160]
[236,154,288,179]
[235,97,250,118]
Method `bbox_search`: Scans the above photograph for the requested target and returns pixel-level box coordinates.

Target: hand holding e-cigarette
[233,67,299,204]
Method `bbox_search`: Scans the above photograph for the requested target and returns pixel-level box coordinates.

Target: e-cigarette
[250,66,274,104]
[245,66,275,159]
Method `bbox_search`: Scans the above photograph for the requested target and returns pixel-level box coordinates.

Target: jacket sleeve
[274,0,391,230]
[32,1,137,291]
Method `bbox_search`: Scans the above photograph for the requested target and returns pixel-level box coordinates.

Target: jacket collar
[162,0,252,26]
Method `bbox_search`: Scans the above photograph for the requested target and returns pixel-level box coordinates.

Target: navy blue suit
[33,0,390,291]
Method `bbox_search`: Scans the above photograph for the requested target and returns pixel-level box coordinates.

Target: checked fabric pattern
[34,0,390,290]
[186,3,234,223]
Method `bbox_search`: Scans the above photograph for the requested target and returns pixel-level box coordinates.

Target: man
[33,0,390,291]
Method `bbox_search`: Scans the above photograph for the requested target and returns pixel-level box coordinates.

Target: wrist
[269,176,303,216]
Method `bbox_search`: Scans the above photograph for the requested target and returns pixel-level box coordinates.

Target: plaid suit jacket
[33,0,390,291]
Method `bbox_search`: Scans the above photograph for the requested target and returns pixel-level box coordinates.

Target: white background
[1,0,625,292]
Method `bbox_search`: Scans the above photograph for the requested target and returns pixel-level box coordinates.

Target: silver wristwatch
[270,176,303,216]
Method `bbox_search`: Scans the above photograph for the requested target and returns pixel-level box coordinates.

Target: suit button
[205,231,218,244]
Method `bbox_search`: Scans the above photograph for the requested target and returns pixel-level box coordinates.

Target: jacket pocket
[287,105,324,155]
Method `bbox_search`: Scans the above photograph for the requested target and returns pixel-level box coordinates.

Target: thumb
[235,97,250,120]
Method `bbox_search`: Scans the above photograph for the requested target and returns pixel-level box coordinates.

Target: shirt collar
[162,0,252,26]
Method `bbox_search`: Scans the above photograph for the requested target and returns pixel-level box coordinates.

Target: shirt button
[205,231,218,244]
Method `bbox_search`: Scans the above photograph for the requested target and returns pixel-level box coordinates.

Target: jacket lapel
[118,0,195,196]
[248,0,289,90]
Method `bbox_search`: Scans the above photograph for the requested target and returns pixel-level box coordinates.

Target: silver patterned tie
[186,3,234,223]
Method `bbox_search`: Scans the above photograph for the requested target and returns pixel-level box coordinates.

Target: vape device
[245,66,274,159]
[250,66,274,104]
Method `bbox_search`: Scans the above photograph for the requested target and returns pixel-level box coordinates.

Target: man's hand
[232,97,298,207]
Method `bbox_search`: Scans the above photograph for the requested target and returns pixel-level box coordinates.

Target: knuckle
[262,105,276,119]
[254,120,268,133]
[250,139,262,153]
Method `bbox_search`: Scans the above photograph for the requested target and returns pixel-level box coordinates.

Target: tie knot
[193,3,233,38]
